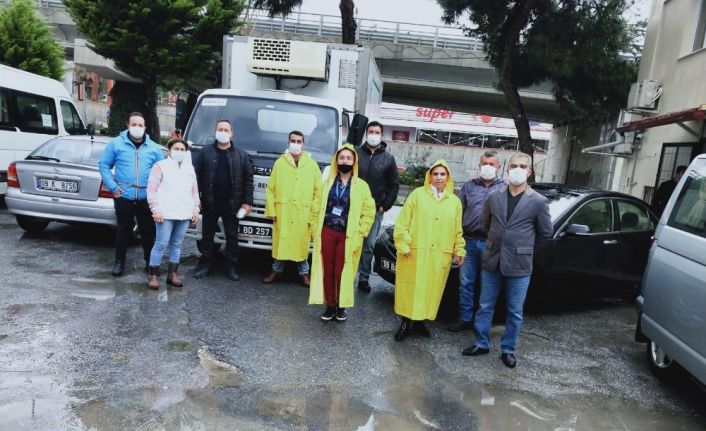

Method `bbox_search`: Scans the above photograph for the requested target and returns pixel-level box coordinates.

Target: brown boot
[166,262,183,287]
[147,266,160,290]
[262,270,281,284]
[299,273,310,287]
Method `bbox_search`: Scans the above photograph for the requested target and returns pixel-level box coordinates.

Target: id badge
[332,206,343,216]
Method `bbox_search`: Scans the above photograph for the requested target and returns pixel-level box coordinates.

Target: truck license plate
[238,224,272,240]
[380,257,396,272]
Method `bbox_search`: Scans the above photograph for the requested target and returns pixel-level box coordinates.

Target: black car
[373,184,658,317]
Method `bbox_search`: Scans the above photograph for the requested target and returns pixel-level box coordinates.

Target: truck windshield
[186,96,338,164]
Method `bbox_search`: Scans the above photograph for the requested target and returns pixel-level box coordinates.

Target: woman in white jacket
[146,138,200,289]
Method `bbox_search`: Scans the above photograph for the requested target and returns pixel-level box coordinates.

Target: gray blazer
[481,186,552,277]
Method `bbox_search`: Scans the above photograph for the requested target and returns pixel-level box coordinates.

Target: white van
[0,64,88,194]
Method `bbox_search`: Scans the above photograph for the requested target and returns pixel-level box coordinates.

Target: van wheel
[647,339,674,378]
[16,215,49,233]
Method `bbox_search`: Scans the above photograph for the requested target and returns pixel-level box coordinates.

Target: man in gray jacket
[462,152,552,368]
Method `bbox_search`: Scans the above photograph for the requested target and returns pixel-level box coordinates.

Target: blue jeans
[149,219,190,266]
[473,269,531,354]
[272,259,310,275]
[458,239,485,322]
[358,211,383,283]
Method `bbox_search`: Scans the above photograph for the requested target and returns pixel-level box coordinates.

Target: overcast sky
[290,0,653,26]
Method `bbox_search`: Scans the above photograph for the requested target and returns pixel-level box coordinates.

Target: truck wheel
[16,215,49,233]
[646,339,674,379]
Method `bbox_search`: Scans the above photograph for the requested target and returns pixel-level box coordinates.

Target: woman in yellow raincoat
[264,131,321,287]
[393,160,465,341]
[309,144,376,322]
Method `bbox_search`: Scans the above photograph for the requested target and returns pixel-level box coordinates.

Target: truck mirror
[86,124,95,137]
[347,113,368,147]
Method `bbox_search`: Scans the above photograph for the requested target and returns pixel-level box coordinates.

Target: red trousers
[321,226,347,308]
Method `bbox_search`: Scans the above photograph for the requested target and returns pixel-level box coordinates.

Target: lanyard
[335,179,348,203]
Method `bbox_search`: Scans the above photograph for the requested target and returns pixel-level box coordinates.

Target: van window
[60,101,86,135]
[667,159,706,237]
[0,89,11,129]
[16,92,58,134]
[617,200,651,231]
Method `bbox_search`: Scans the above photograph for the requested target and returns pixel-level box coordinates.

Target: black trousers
[114,197,155,263]
[200,204,239,266]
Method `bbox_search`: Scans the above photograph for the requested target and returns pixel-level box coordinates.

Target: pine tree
[64,0,244,139]
[0,0,65,81]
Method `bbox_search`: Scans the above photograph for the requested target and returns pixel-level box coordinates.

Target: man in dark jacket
[652,165,687,217]
[192,119,254,281]
[355,121,400,293]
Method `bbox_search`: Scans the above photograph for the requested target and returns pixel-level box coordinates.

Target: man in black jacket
[192,119,254,280]
[652,165,687,217]
[356,121,400,293]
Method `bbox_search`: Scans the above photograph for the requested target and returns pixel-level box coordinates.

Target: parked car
[374,184,659,317]
[635,154,706,388]
[5,136,117,232]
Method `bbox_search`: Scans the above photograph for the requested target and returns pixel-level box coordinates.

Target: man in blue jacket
[99,112,164,276]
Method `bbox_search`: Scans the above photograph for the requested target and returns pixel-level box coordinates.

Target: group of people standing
[98,113,550,368]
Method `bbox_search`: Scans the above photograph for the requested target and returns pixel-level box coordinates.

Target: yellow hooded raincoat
[309,144,376,308]
[393,160,466,320]
[265,151,322,262]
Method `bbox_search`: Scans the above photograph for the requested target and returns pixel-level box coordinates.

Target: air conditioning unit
[247,38,329,81]
[627,80,661,111]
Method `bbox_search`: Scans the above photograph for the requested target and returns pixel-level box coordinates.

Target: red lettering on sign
[416,108,455,121]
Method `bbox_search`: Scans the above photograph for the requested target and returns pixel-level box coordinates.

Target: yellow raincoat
[265,151,322,261]
[309,144,376,308]
[393,160,466,320]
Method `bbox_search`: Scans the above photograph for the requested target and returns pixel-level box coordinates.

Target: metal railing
[243,9,483,51]
[0,0,64,7]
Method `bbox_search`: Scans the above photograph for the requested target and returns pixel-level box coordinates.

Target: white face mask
[128,126,145,140]
[367,134,381,147]
[171,151,186,162]
[508,168,528,186]
[215,131,231,144]
[479,164,497,180]
[289,142,303,155]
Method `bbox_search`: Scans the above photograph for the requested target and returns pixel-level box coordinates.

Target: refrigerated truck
[182,36,382,250]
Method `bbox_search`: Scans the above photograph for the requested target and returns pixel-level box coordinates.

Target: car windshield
[30,138,108,166]
[534,187,583,221]
[185,95,339,164]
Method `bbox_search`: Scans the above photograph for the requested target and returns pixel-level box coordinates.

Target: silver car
[5,136,116,232]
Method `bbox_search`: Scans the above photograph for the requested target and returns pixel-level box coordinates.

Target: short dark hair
[289,130,305,143]
[215,119,232,129]
[167,138,189,150]
[675,165,688,175]
[366,121,384,133]
[126,112,144,124]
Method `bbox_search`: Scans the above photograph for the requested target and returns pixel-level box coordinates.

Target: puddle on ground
[38,275,189,302]
[166,340,193,352]
[197,346,244,388]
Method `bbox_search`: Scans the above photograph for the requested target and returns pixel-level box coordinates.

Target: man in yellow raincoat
[264,131,322,287]
[309,144,376,322]
[393,160,466,341]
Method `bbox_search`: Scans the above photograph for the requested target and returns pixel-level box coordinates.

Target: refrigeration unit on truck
[182,35,382,251]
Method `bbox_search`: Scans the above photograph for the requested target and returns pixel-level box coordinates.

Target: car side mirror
[559,223,591,238]
[346,113,368,147]
[86,124,95,136]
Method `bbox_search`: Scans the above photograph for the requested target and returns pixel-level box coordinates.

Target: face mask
[171,151,186,162]
[367,135,381,147]
[129,126,145,140]
[479,165,497,180]
[215,131,231,144]
[289,143,303,155]
[508,168,528,186]
[337,163,353,174]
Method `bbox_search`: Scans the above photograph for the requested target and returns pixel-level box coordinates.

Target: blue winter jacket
[98,130,164,201]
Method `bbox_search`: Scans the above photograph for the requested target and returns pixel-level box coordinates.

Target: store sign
[392,130,410,141]
[416,108,455,121]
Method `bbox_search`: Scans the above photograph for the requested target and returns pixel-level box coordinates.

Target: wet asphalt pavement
[0,203,705,431]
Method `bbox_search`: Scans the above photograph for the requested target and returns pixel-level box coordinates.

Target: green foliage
[0,0,65,80]
[107,81,148,136]
[437,0,638,122]
[399,164,429,187]
[249,0,302,18]
[64,0,245,138]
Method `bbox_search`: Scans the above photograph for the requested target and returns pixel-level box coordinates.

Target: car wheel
[16,215,49,233]
[646,339,674,378]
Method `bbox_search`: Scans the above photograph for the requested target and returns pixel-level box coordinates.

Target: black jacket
[356,142,400,211]
[652,178,677,217]
[193,141,254,213]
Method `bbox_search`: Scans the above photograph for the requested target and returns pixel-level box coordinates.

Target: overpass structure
[10,1,561,122]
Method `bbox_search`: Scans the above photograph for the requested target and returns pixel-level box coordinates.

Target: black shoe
[321,307,336,321]
[111,260,125,277]
[192,260,211,279]
[358,280,370,293]
[500,353,517,368]
[335,308,347,322]
[226,266,240,281]
[413,321,431,338]
[144,261,150,274]
[447,320,474,332]
[394,318,411,341]
[462,345,490,356]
